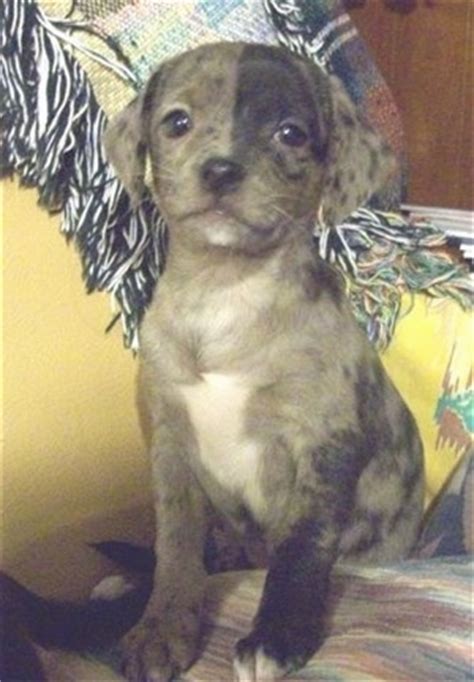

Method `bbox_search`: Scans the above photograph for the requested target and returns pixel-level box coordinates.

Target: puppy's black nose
[200,157,245,194]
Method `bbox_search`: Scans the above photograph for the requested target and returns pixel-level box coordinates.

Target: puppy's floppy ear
[103,94,148,207]
[321,75,398,227]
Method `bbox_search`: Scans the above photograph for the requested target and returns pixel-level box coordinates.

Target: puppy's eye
[276,123,308,147]
[161,109,192,138]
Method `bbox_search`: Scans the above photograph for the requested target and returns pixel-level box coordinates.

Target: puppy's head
[105,43,396,254]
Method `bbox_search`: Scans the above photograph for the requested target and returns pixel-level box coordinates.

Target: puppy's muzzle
[200,156,246,195]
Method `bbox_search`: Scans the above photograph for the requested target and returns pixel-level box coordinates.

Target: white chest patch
[179,373,265,516]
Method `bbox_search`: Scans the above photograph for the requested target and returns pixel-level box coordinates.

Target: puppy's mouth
[172,201,286,251]
[178,202,279,234]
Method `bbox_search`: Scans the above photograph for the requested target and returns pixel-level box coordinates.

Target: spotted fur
[104,42,423,682]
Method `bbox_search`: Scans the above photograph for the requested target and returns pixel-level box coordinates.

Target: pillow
[382,295,473,507]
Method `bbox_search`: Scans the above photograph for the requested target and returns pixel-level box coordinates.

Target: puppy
[104,42,424,682]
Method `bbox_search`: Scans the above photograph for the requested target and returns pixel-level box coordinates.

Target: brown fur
[102,42,424,681]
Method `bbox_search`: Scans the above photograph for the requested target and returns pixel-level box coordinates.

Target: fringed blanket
[1,0,471,350]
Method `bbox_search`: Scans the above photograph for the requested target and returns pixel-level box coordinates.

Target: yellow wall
[2,180,153,595]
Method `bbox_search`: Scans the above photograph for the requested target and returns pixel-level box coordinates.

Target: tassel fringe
[1,0,471,350]
[315,209,473,349]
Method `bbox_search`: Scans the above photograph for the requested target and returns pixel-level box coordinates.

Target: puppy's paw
[233,642,286,682]
[121,607,200,682]
[233,625,317,682]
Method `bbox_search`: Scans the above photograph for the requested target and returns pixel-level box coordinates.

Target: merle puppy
[104,42,424,682]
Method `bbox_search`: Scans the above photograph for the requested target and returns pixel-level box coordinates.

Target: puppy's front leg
[234,515,338,682]
[122,422,209,682]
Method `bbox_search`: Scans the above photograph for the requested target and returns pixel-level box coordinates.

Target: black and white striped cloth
[1,0,166,349]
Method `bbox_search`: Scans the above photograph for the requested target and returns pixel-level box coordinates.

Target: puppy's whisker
[270,205,296,222]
